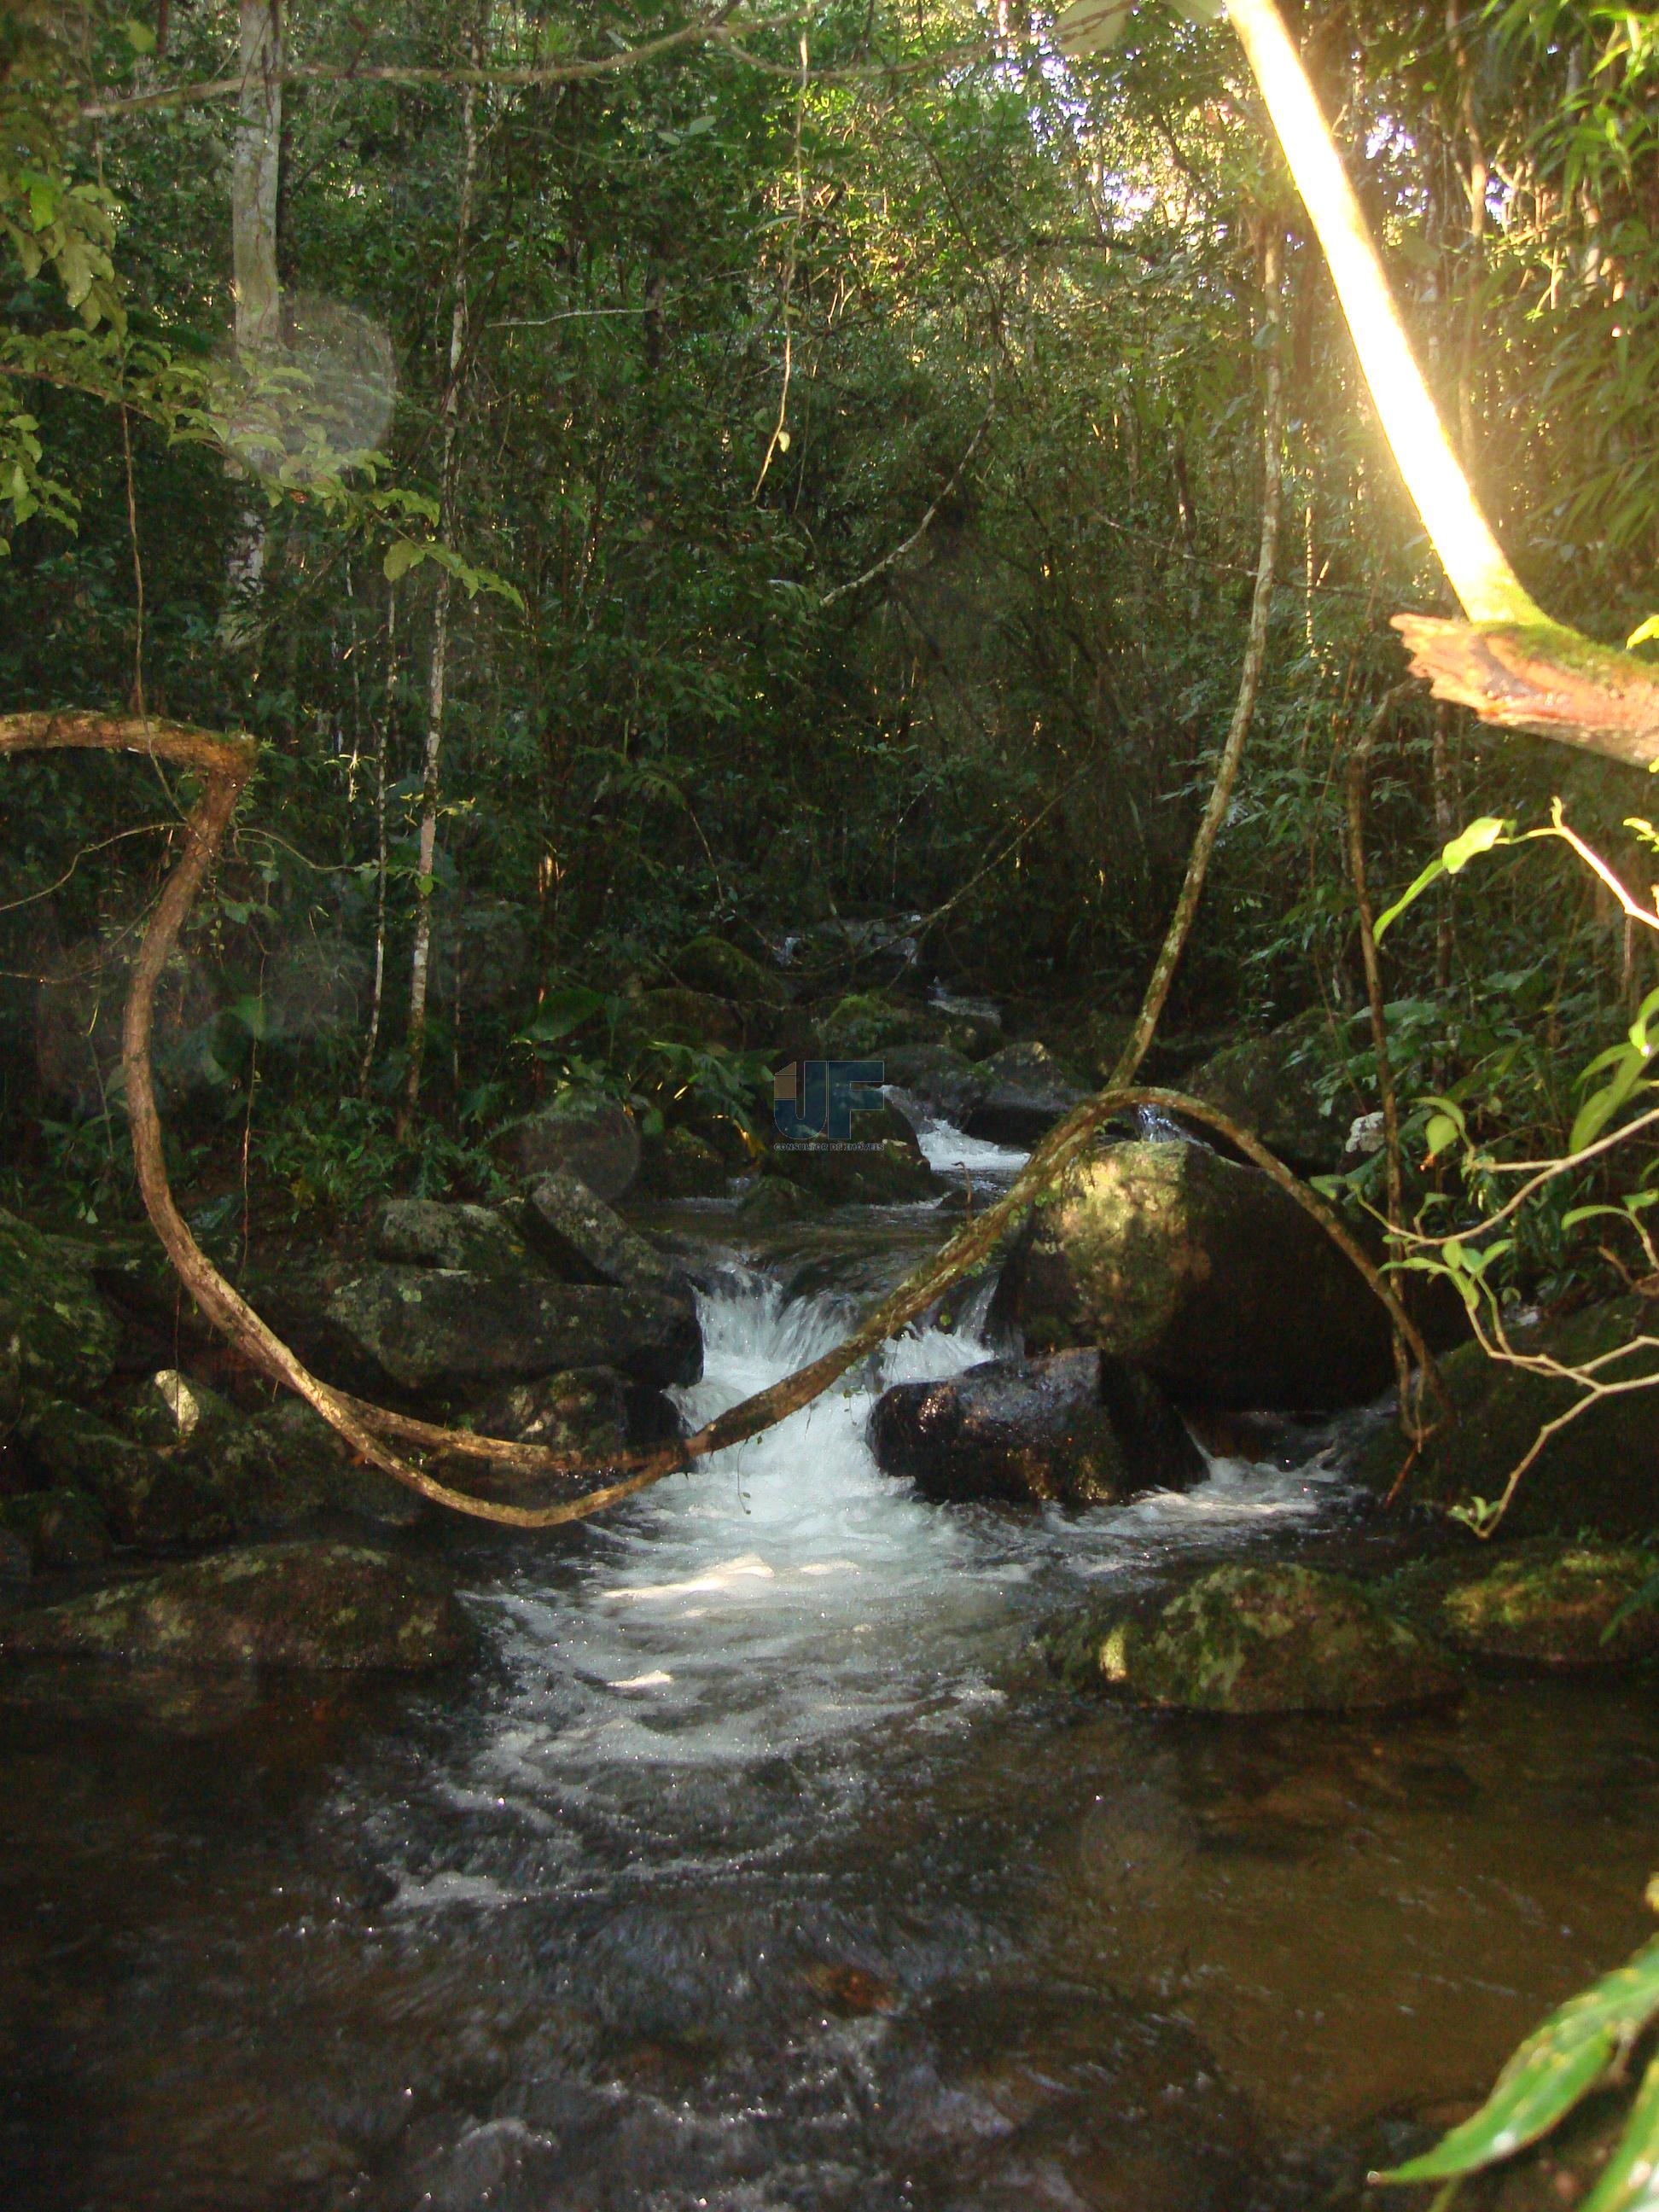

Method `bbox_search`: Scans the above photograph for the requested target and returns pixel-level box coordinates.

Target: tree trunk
[399,51,480,1135]
[225,0,282,614]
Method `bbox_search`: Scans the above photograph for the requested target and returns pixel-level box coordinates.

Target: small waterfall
[1135,1101,1191,1144]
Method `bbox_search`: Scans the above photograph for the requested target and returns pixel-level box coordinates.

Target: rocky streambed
[3,1081,1659,2209]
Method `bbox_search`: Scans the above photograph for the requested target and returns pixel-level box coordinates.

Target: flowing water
[2,1133,1657,2210]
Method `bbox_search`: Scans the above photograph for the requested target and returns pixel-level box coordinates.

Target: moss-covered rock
[673,934,789,1008]
[638,1124,732,1200]
[734,1176,824,1229]
[996,1139,1392,1410]
[372,1198,530,1274]
[469,1367,634,1457]
[1391,1540,1659,1670]
[818,990,939,1059]
[521,1167,688,1298]
[1351,1295,1659,1540]
[769,1097,941,1205]
[0,1540,472,1670]
[870,1348,1202,1505]
[325,1266,701,1394]
[963,1039,1090,1145]
[0,1205,119,1401]
[1049,1563,1458,1713]
[882,1042,983,1123]
[1185,1010,1353,1177]
[499,1091,640,1202]
[0,1488,112,1570]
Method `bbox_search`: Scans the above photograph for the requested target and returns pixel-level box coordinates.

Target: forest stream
[2,1115,1656,2212]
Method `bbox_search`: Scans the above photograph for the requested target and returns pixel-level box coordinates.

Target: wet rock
[0,1488,112,1569]
[521,1168,688,1299]
[734,1178,824,1228]
[0,1540,472,1670]
[0,1205,120,1400]
[372,1198,530,1275]
[997,1138,1393,1410]
[325,1266,701,1395]
[1351,1295,1659,1540]
[1053,1562,1458,1713]
[1184,1009,1352,1177]
[963,1039,1090,1145]
[870,1348,1202,1505]
[673,934,789,1008]
[638,1124,732,1200]
[13,1395,207,1549]
[500,1091,641,1201]
[1394,1540,1659,1670]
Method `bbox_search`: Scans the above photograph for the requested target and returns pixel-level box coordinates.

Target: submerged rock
[372,1197,530,1275]
[963,1039,1089,1146]
[501,1091,641,1202]
[0,1540,471,1670]
[1051,1563,1458,1713]
[1394,1540,1659,1670]
[325,1266,701,1395]
[1352,1295,1659,1540]
[996,1138,1392,1410]
[870,1348,1202,1505]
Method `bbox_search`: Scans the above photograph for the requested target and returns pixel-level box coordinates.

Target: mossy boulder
[963,1040,1090,1145]
[1184,1010,1352,1177]
[628,985,747,1049]
[734,1177,824,1229]
[870,1348,1202,1506]
[0,1206,119,1402]
[0,1541,472,1670]
[373,1198,530,1274]
[996,1139,1392,1410]
[769,1097,941,1205]
[325,1266,701,1395]
[818,990,939,1059]
[1051,1563,1458,1713]
[499,1091,640,1202]
[673,934,789,1008]
[0,1488,112,1570]
[1392,1540,1659,1670]
[521,1167,688,1299]
[1351,1295,1659,1540]
[638,1124,732,1200]
[881,1042,982,1125]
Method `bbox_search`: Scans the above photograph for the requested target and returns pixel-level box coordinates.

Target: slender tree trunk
[358,584,395,1097]
[399,51,480,1135]
[225,0,282,615]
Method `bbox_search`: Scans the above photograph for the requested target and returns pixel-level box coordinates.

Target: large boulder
[1391,1540,1659,1671]
[0,1541,472,1670]
[324,1266,701,1396]
[0,1487,112,1570]
[1351,1295,1659,1540]
[996,1138,1392,1410]
[500,1091,640,1201]
[1184,1010,1353,1177]
[521,1167,689,1299]
[870,1348,1202,1505]
[818,989,940,1059]
[963,1040,1089,1146]
[470,1366,681,1456]
[882,1042,983,1125]
[637,1123,733,1201]
[0,1206,120,1403]
[1051,1563,1458,1713]
[373,1197,530,1274]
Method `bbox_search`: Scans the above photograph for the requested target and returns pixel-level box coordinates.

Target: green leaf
[1575,2044,1659,2210]
[1443,814,1513,874]
[519,984,607,1047]
[383,537,423,583]
[1374,855,1447,942]
[1375,1937,1659,2185]
[1423,1111,1462,1159]
[230,993,267,1041]
[1627,614,1659,652]
[123,16,157,53]
[1569,1050,1654,1155]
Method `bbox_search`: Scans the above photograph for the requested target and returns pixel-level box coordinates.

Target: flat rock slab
[0,1540,473,1671]
[522,1167,687,1296]
[373,1197,532,1274]
[1051,1562,1458,1713]
[870,1348,1202,1505]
